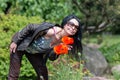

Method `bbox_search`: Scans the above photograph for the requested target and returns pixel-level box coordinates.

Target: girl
[8,14,82,80]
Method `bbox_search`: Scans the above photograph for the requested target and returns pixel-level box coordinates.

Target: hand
[61,36,74,45]
[67,45,73,50]
[10,42,17,53]
[53,36,74,55]
[53,43,73,55]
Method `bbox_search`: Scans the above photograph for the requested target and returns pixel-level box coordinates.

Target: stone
[83,77,109,80]
[82,45,108,76]
[111,65,120,73]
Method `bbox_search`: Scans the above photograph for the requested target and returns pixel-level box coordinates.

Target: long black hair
[61,14,83,58]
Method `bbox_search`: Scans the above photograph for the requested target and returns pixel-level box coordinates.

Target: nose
[71,26,76,30]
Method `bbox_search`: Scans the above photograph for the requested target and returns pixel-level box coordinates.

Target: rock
[111,65,120,73]
[87,43,100,49]
[82,45,108,76]
[83,77,109,80]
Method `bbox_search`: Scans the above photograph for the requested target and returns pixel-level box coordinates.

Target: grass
[48,56,92,80]
[83,34,120,47]
[100,35,120,46]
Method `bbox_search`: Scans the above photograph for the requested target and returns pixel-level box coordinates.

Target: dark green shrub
[0,0,77,23]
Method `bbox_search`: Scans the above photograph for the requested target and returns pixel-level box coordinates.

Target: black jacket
[12,22,59,61]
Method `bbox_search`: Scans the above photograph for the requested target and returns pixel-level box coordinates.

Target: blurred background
[0,0,120,80]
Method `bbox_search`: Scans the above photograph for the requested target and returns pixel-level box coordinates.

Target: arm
[12,24,39,45]
[10,24,39,53]
[48,50,59,61]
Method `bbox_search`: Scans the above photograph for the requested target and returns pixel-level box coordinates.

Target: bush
[100,42,120,65]
[0,14,43,78]
[112,71,120,80]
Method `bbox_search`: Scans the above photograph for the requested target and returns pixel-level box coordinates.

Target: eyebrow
[67,21,79,28]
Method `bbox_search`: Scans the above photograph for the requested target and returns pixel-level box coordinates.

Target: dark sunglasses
[67,21,79,29]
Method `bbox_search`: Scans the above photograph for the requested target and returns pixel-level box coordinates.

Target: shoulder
[54,26,62,32]
[46,26,62,36]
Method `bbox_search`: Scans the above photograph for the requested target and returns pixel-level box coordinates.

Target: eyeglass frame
[66,21,79,30]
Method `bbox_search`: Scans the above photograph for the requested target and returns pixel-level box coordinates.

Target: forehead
[69,19,79,26]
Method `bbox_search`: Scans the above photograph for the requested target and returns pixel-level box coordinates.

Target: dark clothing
[8,22,59,80]
[11,22,59,61]
[8,51,48,80]
[26,36,52,54]
[12,22,55,51]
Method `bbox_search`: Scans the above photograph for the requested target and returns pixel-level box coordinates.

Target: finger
[13,47,16,53]
[70,46,73,48]
[68,47,72,50]
[10,48,13,53]
[68,45,73,50]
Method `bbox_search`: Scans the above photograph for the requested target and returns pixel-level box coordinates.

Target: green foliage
[47,56,92,80]
[100,42,120,65]
[0,14,43,33]
[0,0,80,23]
[0,14,43,78]
[112,71,120,80]
[0,0,120,34]
[86,34,120,65]
[107,15,120,34]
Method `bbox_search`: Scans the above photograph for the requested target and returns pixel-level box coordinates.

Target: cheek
[64,26,69,31]
[64,26,77,35]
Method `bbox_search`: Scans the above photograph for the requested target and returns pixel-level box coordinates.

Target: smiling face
[63,19,79,36]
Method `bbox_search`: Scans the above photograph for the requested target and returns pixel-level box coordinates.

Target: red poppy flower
[53,43,68,55]
[61,36,74,45]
